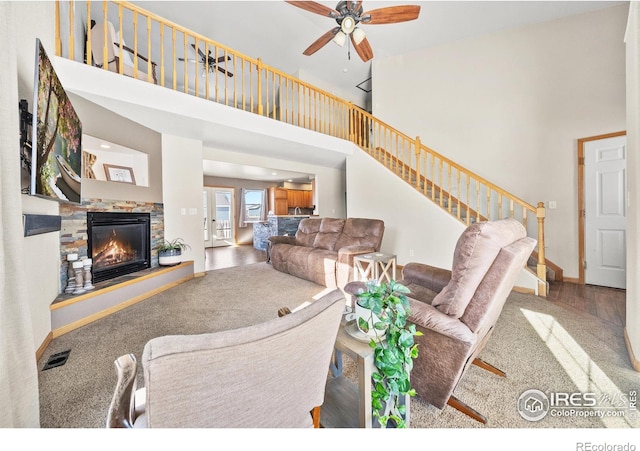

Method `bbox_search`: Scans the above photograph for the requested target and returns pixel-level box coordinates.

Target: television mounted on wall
[30,38,82,204]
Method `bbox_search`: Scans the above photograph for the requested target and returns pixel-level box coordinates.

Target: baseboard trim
[563,277,580,284]
[624,328,640,372]
[36,332,53,361]
[513,286,536,295]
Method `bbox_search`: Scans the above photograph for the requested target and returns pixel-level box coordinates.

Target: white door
[584,135,627,289]
[204,187,234,248]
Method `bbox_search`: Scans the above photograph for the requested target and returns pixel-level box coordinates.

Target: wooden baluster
[415,136,421,191]
[55,0,61,56]
[536,202,547,297]
[457,169,461,220]
[172,27,177,91]
[160,23,165,87]
[69,0,74,60]
[439,160,444,207]
[448,165,453,213]
[118,5,124,75]
[102,1,108,73]
[476,180,481,222]
[133,11,138,79]
[498,194,503,219]
[183,32,187,94]
[147,15,152,83]
[85,1,92,65]
[257,59,264,115]
[194,37,199,97]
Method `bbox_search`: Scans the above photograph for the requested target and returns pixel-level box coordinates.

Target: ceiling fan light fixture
[352,27,366,45]
[340,16,356,34]
[333,30,347,47]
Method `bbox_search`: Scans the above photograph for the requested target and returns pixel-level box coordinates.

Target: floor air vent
[42,350,71,370]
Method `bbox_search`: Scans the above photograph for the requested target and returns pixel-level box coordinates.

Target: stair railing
[55,0,547,296]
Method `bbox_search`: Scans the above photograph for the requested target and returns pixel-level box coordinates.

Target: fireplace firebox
[87,212,151,283]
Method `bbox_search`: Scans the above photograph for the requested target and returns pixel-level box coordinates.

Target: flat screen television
[30,38,82,204]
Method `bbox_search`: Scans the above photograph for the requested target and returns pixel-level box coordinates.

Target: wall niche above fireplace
[87,211,151,282]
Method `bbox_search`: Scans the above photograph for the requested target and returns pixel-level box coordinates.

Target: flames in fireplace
[93,229,137,268]
[87,211,151,283]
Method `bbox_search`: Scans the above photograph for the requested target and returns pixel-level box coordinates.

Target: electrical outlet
[409,249,415,257]
[548,201,557,209]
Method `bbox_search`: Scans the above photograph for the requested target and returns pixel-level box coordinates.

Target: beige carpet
[38,262,640,429]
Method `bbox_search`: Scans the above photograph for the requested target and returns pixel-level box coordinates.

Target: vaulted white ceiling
[132,1,624,101]
[122,1,625,181]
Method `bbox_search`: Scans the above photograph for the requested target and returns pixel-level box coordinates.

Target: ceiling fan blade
[191,43,207,60]
[285,1,339,18]
[351,34,373,62]
[211,55,231,64]
[303,27,339,56]
[362,5,421,24]
[216,66,234,77]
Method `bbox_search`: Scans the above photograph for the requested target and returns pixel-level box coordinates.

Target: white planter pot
[355,302,387,338]
[158,249,182,266]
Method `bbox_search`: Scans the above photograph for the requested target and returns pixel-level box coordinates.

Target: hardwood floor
[548,280,626,328]
[205,245,627,328]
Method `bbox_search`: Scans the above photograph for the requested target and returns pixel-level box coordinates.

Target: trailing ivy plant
[355,280,421,428]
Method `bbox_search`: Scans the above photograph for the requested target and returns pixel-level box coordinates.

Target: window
[243,189,264,222]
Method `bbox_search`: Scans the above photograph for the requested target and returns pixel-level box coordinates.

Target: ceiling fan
[178,44,234,77]
[286,1,421,62]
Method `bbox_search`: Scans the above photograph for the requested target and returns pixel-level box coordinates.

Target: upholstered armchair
[402,218,536,423]
[345,218,536,424]
[91,21,158,84]
[106,289,345,428]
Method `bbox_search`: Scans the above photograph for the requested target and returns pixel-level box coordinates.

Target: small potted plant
[353,279,422,428]
[157,238,190,266]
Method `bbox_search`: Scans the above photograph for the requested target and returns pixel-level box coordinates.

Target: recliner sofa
[268,217,385,289]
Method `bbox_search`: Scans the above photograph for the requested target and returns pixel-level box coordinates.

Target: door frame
[204,185,237,247]
[577,131,626,284]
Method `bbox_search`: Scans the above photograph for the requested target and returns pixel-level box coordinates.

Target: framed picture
[104,164,136,184]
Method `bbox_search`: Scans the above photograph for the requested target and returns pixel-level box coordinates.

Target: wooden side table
[353,253,397,284]
[321,315,410,428]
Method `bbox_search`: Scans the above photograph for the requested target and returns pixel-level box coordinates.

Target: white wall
[346,149,464,268]
[161,134,205,274]
[625,3,640,367]
[16,2,57,349]
[372,4,628,280]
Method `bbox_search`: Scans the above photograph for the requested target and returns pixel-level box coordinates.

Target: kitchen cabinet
[269,187,288,215]
[287,189,313,208]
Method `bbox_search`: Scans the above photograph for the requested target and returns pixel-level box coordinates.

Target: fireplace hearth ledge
[50,261,194,337]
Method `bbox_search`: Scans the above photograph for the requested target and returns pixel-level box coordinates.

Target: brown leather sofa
[268,217,385,289]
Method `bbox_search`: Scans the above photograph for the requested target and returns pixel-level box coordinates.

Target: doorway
[204,187,235,248]
[578,131,627,288]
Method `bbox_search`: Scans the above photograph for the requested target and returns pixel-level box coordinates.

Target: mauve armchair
[345,218,536,424]
[401,218,536,423]
[106,288,345,428]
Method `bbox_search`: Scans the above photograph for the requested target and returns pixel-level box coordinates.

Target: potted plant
[354,279,422,428]
[157,238,190,266]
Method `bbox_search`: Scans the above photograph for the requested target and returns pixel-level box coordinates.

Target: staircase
[54,0,554,296]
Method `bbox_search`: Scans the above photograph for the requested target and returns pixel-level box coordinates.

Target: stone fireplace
[87,211,151,282]
[59,199,164,291]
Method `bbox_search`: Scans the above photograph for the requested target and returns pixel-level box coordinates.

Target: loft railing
[55,0,548,296]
